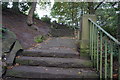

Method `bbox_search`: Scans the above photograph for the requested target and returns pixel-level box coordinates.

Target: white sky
[35,0,55,19]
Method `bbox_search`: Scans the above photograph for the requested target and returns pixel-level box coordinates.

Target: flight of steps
[6,49,98,79]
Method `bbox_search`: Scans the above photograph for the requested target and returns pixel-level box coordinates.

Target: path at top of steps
[31,37,78,50]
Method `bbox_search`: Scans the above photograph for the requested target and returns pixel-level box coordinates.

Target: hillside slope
[2,9,51,49]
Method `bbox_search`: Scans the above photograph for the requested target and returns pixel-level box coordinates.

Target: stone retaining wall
[50,29,74,37]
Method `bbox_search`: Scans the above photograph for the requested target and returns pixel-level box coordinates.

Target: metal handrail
[88,18,120,45]
[88,18,120,79]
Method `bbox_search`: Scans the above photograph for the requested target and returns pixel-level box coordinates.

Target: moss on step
[16,59,29,65]
[6,70,20,76]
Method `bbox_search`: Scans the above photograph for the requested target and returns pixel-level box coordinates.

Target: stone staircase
[6,37,98,79]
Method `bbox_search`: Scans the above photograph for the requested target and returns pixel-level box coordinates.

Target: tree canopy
[50,2,119,37]
[2,1,119,37]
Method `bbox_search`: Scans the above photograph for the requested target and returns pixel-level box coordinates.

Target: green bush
[0,27,8,38]
[34,35,45,43]
[33,13,40,19]
[41,15,51,23]
[2,2,9,10]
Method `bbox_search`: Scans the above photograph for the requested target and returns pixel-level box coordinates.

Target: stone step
[19,49,79,58]
[16,56,93,68]
[6,66,98,78]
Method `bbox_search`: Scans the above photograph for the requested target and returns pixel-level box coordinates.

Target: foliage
[51,2,118,37]
[2,2,9,10]
[34,35,45,43]
[33,13,40,19]
[51,2,80,28]
[2,2,119,37]
[96,2,118,37]
[0,27,8,38]
[19,2,32,13]
[41,15,51,23]
[50,2,93,29]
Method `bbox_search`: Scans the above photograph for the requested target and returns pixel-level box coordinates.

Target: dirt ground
[2,9,51,49]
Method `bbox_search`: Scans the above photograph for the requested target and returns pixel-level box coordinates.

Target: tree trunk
[12,2,19,12]
[88,2,95,14]
[27,2,37,26]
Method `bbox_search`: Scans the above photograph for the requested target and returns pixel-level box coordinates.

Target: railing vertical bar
[105,39,108,79]
[89,22,92,58]
[88,19,120,80]
[93,26,97,67]
[96,29,99,71]
[91,23,94,61]
[110,42,113,79]
[100,32,103,79]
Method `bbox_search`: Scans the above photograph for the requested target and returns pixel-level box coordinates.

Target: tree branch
[112,2,117,7]
[94,0,104,10]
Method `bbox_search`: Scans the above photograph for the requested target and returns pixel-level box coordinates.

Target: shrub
[41,15,51,23]
[34,35,45,43]
[33,13,40,19]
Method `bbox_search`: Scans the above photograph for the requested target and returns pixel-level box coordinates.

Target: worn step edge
[19,50,79,58]
[6,66,98,78]
[16,56,93,68]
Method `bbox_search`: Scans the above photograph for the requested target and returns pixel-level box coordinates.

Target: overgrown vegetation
[34,35,46,43]
[41,15,51,23]
[0,27,8,38]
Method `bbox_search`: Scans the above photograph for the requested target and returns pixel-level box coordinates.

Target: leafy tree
[51,2,83,29]
[51,2,102,29]
[96,2,118,37]
[51,2,119,38]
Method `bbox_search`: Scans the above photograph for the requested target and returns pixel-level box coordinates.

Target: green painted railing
[88,18,120,79]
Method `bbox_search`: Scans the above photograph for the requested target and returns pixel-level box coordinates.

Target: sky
[35,0,55,21]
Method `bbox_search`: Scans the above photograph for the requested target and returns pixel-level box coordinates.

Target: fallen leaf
[113,74,118,78]
[7,66,13,69]
[15,63,20,66]
[16,56,21,58]
[78,72,81,74]
[45,69,48,71]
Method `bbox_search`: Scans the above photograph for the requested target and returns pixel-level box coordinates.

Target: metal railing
[88,18,120,79]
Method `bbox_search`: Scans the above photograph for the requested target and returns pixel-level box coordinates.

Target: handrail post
[80,14,96,57]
